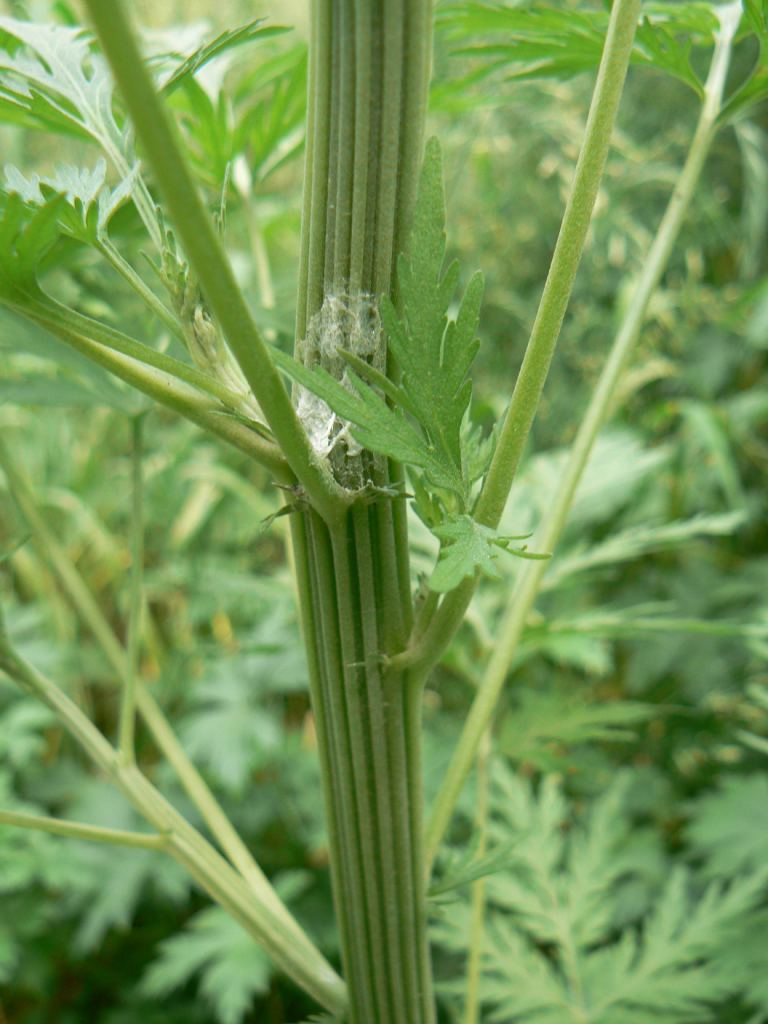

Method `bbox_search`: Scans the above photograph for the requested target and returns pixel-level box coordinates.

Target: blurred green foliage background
[0,1,767,1022]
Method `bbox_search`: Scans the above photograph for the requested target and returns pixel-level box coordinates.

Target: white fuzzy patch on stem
[298,291,382,459]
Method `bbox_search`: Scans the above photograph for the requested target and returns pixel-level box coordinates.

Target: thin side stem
[0,633,346,1014]
[133,691,281,898]
[539,616,768,641]
[18,293,255,411]
[0,808,167,850]
[118,414,144,763]
[98,238,186,343]
[475,0,640,525]
[424,4,741,872]
[0,439,324,963]
[5,298,288,475]
[464,729,491,1024]
[391,0,641,676]
[82,0,345,523]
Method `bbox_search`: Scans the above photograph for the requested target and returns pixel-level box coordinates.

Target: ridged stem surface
[292,2,434,1020]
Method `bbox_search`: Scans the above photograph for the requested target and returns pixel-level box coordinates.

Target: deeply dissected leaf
[521,624,616,676]
[497,688,657,770]
[439,1,723,96]
[721,0,768,119]
[571,870,766,1022]
[53,781,190,954]
[687,775,768,877]
[156,19,288,95]
[178,670,283,795]
[235,47,307,184]
[140,907,270,1024]
[4,158,137,244]
[169,43,307,190]
[0,16,166,248]
[0,17,129,152]
[502,429,671,541]
[71,847,188,954]
[175,600,310,794]
[434,766,766,1023]
[544,511,747,589]
[380,138,484,496]
[440,3,612,83]
[0,190,65,294]
[711,907,768,1015]
[428,514,547,593]
[485,769,649,949]
[0,157,133,295]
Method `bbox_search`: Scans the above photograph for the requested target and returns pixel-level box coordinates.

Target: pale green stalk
[0,437,333,984]
[0,627,346,1013]
[98,237,187,342]
[475,0,642,526]
[82,0,345,523]
[5,297,288,474]
[118,415,144,764]
[17,294,249,409]
[0,808,167,850]
[391,0,642,674]
[424,2,742,872]
[542,615,768,641]
[464,729,491,1024]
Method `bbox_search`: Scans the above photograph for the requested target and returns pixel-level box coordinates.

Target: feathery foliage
[433,764,768,1023]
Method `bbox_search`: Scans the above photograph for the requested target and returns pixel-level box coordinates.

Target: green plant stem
[98,237,186,342]
[0,631,346,1014]
[0,438,332,988]
[5,296,288,474]
[17,293,249,410]
[0,808,167,849]
[242,195,277,320]
[130,689,274,897]
[82,0,344,523]
[295,507,433,1023]
[293,2,433,1020]
[539,616,768,641]
[475,0,640,525]
[118,414,144,763]
[391,0,640,676]
[464,728,491,1024]
[423,5,740,873]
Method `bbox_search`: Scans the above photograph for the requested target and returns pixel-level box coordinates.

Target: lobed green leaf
[429,514,548,593]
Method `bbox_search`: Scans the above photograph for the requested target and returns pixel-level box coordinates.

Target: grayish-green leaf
[498,688,657,769]
[439,2,721,96]
[4,158,137,243]
[435,766,766,1023]
[687,775,768,877]
[0,17,159,243]
[429,513,547,593]
[157,19,287,95]
[141,907,270,1024]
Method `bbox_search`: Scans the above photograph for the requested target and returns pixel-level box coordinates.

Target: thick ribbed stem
[292,2,433,1021]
